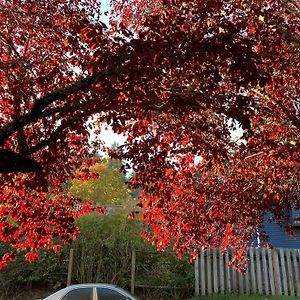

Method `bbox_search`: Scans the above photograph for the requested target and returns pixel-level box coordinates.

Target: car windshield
[43,286,142,300]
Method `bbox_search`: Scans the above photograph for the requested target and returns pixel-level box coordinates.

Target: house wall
[262,211,300,248]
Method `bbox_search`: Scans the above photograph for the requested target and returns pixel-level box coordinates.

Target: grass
[189,295,298,300]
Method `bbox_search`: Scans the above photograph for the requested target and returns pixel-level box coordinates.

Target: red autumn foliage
[0,0,299,268]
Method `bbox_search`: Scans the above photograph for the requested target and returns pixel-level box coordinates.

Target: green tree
[71,211,142,285]
[69,158,131,206]
[70,211,194,299]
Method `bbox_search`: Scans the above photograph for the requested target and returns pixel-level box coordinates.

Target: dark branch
[22,106,105,156]
[0,149,41,173]
[0,73,97,146]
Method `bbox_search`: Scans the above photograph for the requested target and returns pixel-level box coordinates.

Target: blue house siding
[261,211,300,249]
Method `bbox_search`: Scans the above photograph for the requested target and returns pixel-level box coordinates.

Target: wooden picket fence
[194,247,300,296]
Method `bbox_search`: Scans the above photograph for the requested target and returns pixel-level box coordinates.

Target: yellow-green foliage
[69,158,132,205]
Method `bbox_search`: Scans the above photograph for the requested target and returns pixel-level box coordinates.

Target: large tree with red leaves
[0,0,299,268]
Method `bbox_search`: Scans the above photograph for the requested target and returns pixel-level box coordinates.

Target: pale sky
[100,0,110,24]
[99,125,127,148]
[97,1,126,148]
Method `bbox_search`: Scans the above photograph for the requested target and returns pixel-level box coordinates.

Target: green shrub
[0,210,194,300]
[71,211,194,292]
[0,242,68,298]
[71,211,141,285]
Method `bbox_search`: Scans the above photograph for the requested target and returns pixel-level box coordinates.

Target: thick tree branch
[0,73,98,145]
[0,149,41,173]
[22,106,103,156]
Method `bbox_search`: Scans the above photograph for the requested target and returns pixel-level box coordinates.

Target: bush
[0,210,194,300]
[0,242,68,298]
[71,211,141,285]
[71,211,194,299]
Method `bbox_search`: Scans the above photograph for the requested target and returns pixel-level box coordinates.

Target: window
[291,208,300,226]
[97,288,125,300]
[61,288,93,300]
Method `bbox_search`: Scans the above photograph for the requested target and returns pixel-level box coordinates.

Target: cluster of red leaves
[0,0,106,267]
[0,0,299,269]
[75,200,107,218]
[111,0,300,269]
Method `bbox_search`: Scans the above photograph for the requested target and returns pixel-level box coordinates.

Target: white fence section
[194,247,300,296]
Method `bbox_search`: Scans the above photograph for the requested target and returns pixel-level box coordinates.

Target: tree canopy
[69,158,132,205]
[0,0,299,268]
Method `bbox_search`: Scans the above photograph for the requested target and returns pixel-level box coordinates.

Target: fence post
[194,254,200,296]
[131,249,136,294]
[67,248,74,286]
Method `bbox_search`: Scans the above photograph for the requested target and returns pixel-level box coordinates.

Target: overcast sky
[97,0,127,148]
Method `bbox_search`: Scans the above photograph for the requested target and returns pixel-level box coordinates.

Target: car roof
[65,283,118,288]
[43,283,137,300]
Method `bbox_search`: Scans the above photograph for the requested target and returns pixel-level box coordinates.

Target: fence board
[194,255,200,296]
[232,267,238,291]
[249,247,257,293]
[194,247,299,297]
[261,248,269,295]
[255,248,263,294]
[213,249,218,293]
[238,269,244,293]
[292,249,300,296]
[279,248,289,296]
[245,261,250,295]
[225,251,231,293]
[219,249,225,294]
[231,250,237,292]
[286,249,294,296]
[267,249,275,295]
[272,249,282,295]
[200,250,206,296]
[206,249,212,295]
